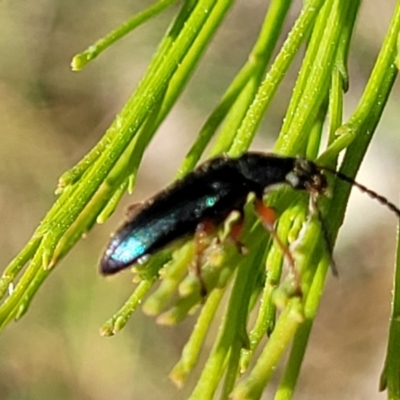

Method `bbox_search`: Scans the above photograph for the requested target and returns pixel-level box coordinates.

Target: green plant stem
[230,0,326,156]
[209,0,293,157]
[1,0,399,398]
[100,279,156,336]
[275,2,400,397]
[0,0,220,329]
[279,0,332,145]
[276,0,350,156]
[381,222,400,399]
[72,0,179,70]
[319,0,400,167]
[240,213,294,369]
[170,288,224,387]
[124,0,237,182]
[60,0,198,188]
[232,298,303,400]
[189,228,266,399]
[321,0,400,223]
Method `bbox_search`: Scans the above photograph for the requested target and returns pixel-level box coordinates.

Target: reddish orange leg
[254,199,301,295]
[227,212,248,255]
[193,220,217,297]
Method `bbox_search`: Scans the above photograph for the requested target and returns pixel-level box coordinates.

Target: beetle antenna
[321,166,400,218]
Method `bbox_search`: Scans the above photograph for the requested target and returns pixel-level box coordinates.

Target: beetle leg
[193,220,216,297]
[254,199,301,294]
[308,191,338,276]
[226,211,248,255]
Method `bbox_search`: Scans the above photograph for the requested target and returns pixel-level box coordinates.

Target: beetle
[100,151,400,287]
[100,152,328,277]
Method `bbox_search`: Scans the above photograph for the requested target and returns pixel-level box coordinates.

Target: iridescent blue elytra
[100,152,327,275]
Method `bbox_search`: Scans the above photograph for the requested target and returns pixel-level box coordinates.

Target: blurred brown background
[1,1,400,399]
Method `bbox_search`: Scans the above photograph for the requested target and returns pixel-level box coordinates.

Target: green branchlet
[1,0,400,399]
